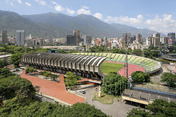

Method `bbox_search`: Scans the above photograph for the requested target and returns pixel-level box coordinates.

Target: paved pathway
[20,71,86,105]
[76,87,136,117]
[104,61,145,77]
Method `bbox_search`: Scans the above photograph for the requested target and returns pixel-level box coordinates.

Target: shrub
[131,71,150,84]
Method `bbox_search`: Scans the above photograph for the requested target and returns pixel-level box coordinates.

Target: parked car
[15,69,20,71]
[79,90,86,94]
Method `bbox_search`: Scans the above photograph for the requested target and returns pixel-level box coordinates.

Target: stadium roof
[22,53,107,79]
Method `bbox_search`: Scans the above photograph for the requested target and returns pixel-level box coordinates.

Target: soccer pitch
[100,62,123,74]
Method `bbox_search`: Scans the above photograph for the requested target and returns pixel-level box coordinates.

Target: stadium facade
[21,53,106,80]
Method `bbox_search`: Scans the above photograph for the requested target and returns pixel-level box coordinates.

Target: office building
[160,37,168,45]
[146,36,152,46]
[122,33,131,49]
[16,30,25,46]
[136,33,142,43]
[2,30,8,44]
[83,35,92,46]
[130,35,136,43]
[66,35,76,45]
[73,30,80,45]
[168,33,175,45]
[103,37,107,46]
[152,33,160,47]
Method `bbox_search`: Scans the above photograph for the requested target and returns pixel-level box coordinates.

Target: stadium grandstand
[75,53,161,75]
[21,53,107,80]
[122,89,176,105]
[162,54,176,62]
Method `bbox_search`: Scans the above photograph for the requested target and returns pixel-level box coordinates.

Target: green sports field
[100,62,123,74]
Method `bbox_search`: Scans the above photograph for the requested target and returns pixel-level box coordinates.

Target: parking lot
[74,86,136,117]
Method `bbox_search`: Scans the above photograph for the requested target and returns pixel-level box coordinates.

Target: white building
[16,30,25,46]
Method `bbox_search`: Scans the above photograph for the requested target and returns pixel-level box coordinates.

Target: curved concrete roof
[22,52,107,78]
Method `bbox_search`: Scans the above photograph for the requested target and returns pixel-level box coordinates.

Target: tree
[0,76,36,100]
[10,53,22,68]
[102,72,128,95]
[111,48,120,53]
[0,68,13,78]
[127,108,151,117]
[128,99,176,117]
[67,103,109,117]
[0,100,109,117]
[50,74,58,81]
[0,59,8,68]
[133,49,142,56]
[64,72,81,88]
[0,47,6,52]
[131,71,150,84]
[161,72,176,87]
[25,67,37,74]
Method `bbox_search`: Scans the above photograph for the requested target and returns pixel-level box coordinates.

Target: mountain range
[0,10,157,38]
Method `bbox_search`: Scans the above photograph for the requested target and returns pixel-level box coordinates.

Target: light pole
[123,33,131,89]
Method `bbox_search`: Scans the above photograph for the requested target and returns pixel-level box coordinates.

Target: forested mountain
[0,10,158,38]
[111,23,157,37]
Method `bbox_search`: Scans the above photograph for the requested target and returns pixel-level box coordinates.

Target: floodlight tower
[122,33,131,89]
[122,33,131,78]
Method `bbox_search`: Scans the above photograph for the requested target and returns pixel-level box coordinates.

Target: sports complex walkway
[104,61,145,77]
[20,71,86,105]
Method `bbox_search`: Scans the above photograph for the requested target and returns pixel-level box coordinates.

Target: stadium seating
[75,53,161,74]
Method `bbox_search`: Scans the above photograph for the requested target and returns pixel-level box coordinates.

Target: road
[150,64,170,84]
[75,87,137,117]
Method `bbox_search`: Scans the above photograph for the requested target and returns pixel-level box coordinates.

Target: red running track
[20,71,85,105]
[104,61,145,77]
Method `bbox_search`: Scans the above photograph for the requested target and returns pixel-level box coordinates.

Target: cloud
[105,15,143,25]
[93,13,103,20]
[66,8,75,15]
[25,2,31,7]
[35,0,46,6]
[105,14,176,34]
[10,2,13,6]
[77,6,91,15]
[52,1,64,11]
[145,14,176,34]
[17,0,22,4]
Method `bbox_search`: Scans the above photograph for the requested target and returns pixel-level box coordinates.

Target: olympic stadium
[21,52,107,80]
[75,53,161,75]
[22,52,161,80]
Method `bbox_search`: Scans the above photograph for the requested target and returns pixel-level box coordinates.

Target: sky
[1,0,176,34]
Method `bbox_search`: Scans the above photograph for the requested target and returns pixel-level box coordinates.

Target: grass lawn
[100,62,123,74]
[94,88,114,104]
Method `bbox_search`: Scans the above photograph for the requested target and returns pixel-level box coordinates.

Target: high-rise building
[16,30,25,46]
[39,39,44,47]
[73,30,80,45]
[160,37,168,45]
[122,33,131,49]
[167,33,175,45]
[130,35,136,43]
[136,33,142,43]
[66,35,76,45]
[83,35,92,46]
[152,33,160,47]
[2,30,8,44]
[103,37,107,46]
[146,36,152,46]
